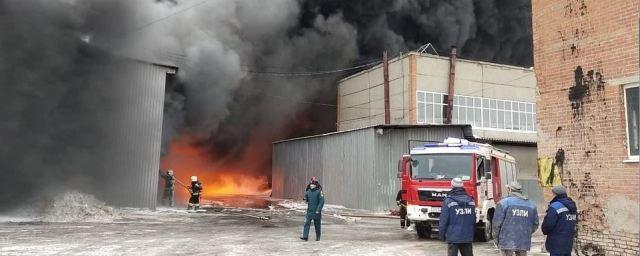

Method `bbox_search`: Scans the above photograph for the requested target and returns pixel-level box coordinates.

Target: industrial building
[336,51,542,206]
[82,48,178,209]
[271,125,473,211]
[103,60,176,209]
[532,0,639,254]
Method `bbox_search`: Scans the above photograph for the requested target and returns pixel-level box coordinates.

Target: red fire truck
[398,138,519,241]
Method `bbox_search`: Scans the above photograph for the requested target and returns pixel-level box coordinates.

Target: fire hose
[173,177,190,191]
[162,172,201,200]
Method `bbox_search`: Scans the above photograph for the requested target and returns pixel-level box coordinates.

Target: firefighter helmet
[191,176,197,182]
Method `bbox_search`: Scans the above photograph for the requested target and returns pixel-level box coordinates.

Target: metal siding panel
[106,62,168,208]
[271,126,465,211]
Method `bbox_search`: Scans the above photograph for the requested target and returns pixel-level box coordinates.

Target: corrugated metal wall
[272,125,468,212]
[373,126,468,211]
[104,61,175,209]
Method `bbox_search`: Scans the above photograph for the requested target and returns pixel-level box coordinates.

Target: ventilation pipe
[383,50,391,124]
[445,46,457,124]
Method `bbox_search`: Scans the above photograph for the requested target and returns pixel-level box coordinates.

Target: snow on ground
[40,191,121,222]
[0,195,548,256]
[0,191,121,223]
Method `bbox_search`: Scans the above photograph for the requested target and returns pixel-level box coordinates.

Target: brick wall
[532,0,639,255]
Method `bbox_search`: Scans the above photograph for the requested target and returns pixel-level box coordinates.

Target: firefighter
[396,189,409,229]
[187,176,202,210]
[541,186,577,256]
[300,180,324,241]
[438,177,476,256]
[492,181,539,256]
[160,169,175,207]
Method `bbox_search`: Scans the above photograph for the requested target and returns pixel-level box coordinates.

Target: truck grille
[418,190,448,201]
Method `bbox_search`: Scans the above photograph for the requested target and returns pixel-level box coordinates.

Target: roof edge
[273,124,474,144]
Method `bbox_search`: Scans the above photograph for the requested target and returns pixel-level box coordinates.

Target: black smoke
[0,0,151,208]
[298,0,533,66]
[0,0,533,209]
[196,0,533,169]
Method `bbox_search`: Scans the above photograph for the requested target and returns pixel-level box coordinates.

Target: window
[417,93,426,123]
[499,160,507,181]
[416,91,536,132]
[625,85,639,158]
[410,154,473,180]
[416,91,447,124]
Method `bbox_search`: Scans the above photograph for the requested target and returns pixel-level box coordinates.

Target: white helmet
[190,176,197,182]
[167,170,174,175]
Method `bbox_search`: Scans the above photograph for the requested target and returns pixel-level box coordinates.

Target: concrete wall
[337,52,537,143]
[491,143,543,209]
[414,55,536,102]
[414,54,537,143]
[532,0,640,254]
[337,55,409,131]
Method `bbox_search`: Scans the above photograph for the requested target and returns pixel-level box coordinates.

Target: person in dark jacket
[305,176,322,192]
[160,170,175,207]
[301,181,324,241]
[396,189,409,229]
[187,176,202,210]
[439,177,476,256]
[541,186,577,256]
[493,181,539,256]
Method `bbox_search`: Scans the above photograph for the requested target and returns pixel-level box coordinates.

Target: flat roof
[339,51,533,83]
[273,124,474,144]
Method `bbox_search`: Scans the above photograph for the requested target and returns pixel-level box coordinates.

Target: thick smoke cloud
[299,0,532,66]
[190,0,533,170]
[0,0,153,207]
[0,0,532,208]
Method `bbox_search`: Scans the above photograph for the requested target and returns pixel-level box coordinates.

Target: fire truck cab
[398,137,518,241]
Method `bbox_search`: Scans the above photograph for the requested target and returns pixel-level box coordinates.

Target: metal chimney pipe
[383,50,391,124]
[445,46,457,124]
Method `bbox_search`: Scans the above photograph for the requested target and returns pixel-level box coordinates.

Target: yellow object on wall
[537,157,562,187]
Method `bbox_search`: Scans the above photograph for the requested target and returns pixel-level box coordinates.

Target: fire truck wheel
[475,221,493,242]
[415,222,431,239]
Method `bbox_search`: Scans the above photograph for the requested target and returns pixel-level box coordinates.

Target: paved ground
[0,197,547,256]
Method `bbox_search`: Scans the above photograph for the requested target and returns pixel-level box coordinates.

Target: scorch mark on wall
[564,0,588,18]
[568,66,606,119]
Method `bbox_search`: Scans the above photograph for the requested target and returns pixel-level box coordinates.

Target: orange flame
[160,135,270,203]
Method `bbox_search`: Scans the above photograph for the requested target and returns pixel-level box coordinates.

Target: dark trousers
[302,212,321,240]
[550,254,570,256]
[188,195,200,209]
[399,205,408,228]
[448,243,473,256]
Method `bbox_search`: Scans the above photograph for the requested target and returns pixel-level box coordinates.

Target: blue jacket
[492,193,539,251]
[304,188,325,213]
[438,187,476,243]
[541,195,577,254]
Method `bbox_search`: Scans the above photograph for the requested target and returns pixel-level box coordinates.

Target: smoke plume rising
[0,0,532,208]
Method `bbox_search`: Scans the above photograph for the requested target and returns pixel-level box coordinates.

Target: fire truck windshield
[410,153,472,180]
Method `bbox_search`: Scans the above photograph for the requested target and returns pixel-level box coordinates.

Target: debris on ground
[40,191,120,222]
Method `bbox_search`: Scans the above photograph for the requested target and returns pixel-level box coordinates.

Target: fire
[160,135,270,203]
